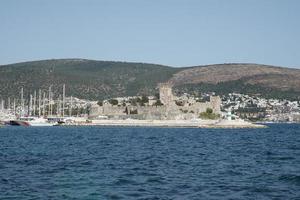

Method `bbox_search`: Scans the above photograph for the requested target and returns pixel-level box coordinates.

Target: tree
[155,93,160,99]
[199,108,219,120]
[136,97,142,103]
[206,108,213,114]
[141,96,149,103]
[86,104,91,115]
[109,99,118,105]
[154,100,163,106]
[97,101,103,106]
[175,100,184,106]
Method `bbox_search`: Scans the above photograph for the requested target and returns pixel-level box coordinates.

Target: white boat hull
[9,117,57,127]
[27,122,55,127]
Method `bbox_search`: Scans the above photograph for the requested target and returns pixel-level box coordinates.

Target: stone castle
[90,84,221,120]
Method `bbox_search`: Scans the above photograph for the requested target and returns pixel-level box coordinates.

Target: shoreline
[62,119,267,128]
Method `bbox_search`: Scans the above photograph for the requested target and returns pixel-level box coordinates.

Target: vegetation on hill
[175,79,300,101]
[173,63,300,100]
[0,59,300,101]
[0,59,179,100]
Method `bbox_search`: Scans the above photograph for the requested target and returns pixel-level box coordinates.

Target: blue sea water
[0,124,300,200]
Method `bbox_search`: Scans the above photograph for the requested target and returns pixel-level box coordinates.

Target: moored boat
[8,117,56,126]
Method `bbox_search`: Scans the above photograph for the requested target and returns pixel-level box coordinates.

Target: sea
[0,124,300,200]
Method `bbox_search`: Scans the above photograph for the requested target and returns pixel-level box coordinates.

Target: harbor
[0,84,266,128]
[0,82,267,128]
[0,84,90,127]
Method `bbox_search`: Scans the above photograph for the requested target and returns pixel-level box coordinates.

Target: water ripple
[0,124,300,199]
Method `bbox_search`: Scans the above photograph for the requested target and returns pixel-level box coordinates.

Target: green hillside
[0,59,179,100]
[1,59,300,101]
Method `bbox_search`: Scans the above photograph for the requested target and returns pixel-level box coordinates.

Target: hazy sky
[0,0,299,68]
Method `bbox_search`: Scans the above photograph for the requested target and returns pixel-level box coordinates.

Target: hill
[171,63,300,100]
[0,59,179,100]
[0,59,300,101]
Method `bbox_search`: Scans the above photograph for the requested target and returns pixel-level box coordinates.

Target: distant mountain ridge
[0,59,300,100]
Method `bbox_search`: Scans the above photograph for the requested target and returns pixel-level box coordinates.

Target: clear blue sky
[0,0,299,68]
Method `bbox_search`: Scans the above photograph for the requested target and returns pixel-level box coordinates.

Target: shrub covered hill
[0,59,300,101]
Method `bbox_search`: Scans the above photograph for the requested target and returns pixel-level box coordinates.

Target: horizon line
[0,57,295,69]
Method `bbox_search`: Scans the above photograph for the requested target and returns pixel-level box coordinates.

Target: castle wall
[89,86,221,120]
[89,104,126,116]
[89,104,102,117]
[185,102,211,114]
[90,100,221,120]
[102,105,127,116]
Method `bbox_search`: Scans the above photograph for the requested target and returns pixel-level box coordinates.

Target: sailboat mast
[7,97,10,111]
[21,87,24,117]
[62,84,65,117]
[0,100,4,111]
[33,90,36,116]
[13,98,16,116]
[29,94,33,116]
[48,86,52,116]
[38,89,41,117]
[70,96,73,117]
[42,92,46,116]
[27,94,30,116]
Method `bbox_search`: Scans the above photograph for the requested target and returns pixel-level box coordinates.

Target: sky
[0,0,300,68]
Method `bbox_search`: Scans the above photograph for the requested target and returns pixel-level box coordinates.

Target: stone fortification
[89,84,221,120]
[159,83,174,105]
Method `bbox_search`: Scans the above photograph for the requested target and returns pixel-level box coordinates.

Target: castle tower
[210,96,221,114]
[159,83,173,106]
